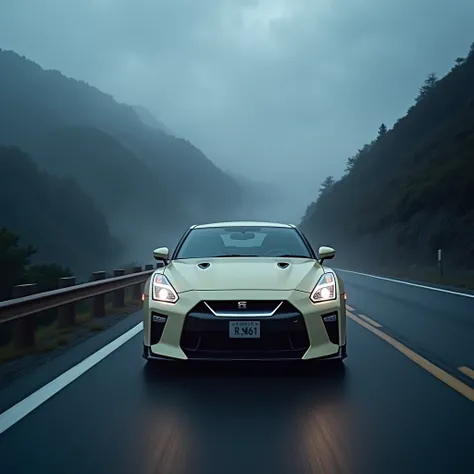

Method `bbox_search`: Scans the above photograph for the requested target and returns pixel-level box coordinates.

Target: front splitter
[143,344,346,362]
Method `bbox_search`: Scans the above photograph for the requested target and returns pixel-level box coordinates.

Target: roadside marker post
[438,249,443,278]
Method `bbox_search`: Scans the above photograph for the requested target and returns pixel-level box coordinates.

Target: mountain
[0,146,119,277]
[132,105,173,135]
[0,49,243,264]
[300,42,474,270]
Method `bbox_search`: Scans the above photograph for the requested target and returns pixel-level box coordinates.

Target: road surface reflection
[137,361,369,474]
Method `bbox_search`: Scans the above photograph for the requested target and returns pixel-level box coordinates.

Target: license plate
[229,321,260,338]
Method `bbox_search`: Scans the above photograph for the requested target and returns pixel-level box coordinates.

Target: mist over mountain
[0,49,246,269]
[225,170,303,224]
[300,42,474,270]
[132,105,174,135]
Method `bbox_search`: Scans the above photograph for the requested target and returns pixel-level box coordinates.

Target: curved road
[0,270,473,474]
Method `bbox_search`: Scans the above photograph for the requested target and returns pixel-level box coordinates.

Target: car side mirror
[153,247,169,263]
[318,246,335,264]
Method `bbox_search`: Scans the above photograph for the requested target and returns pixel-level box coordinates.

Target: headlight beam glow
[152,274,179,303]
[310,272,337,303]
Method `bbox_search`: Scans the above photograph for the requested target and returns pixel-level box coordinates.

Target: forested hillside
[301,42,474,270]
[0,49,243,269]
[0,146,119,282]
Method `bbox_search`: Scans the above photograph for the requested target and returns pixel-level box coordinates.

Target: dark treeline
[0,226,72,301]
[301,41,474,270]
[0,146,119,275]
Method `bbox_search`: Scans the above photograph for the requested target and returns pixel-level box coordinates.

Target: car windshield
[175,226,312,259]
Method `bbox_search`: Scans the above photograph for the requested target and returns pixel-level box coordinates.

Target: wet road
[0,270,473,474]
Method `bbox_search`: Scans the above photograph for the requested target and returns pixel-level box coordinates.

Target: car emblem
[237,301,247,309]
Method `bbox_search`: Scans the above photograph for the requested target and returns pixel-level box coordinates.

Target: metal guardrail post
[0,269,154,325]
[12,284,37,349]
[57,277,76,328]
[112,269,125,308]
[92,271,106,317]
[132,266,143,300]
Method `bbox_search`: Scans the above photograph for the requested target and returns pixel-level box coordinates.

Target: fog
[109,176,301,270]
[1,0,474,279]
[2,0,473,225]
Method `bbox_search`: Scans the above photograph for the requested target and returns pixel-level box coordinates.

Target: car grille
[199,300,285,316]
[180,300,310,360]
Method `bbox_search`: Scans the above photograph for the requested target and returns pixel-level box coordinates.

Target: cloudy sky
[1,0,474,217]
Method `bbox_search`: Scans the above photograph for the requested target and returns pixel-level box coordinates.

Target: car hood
[163,257,325,293]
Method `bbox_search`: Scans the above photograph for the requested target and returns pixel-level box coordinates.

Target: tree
[345,155,357,174]
[451,57,466,72]
[301,201,318,223]
[415,72,438,103]
[0,227,36,300]
[425,72,438,87]
[378,123,387,137]
[318,176,335,197]
[469,42,474,57]
[345,143,373,174]
[359,143,373,155]
[26,263,72,293]
[0,227,74,299]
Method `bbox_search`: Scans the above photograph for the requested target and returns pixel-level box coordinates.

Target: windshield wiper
[275,254,310,258]
[213,254,259,257]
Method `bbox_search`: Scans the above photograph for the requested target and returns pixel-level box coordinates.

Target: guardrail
[0,264,160,351]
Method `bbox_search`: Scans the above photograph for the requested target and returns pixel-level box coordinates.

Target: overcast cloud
[1,0,474,218]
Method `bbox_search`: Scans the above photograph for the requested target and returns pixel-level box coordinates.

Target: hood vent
[277,262,290,269]
[198,262,211,270]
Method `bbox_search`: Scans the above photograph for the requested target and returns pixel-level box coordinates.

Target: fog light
[323,314,337,323]
[152,314,167,323]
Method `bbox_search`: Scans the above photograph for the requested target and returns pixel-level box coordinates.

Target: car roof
[193,221,294,229]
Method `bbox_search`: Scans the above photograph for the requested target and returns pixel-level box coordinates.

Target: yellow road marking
[356,313,382,328]
[458,366,474,380]
[346,304,355,312]
[348,313,474,403]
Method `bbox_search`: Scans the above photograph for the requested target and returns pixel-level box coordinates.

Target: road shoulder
[0,310,143,414]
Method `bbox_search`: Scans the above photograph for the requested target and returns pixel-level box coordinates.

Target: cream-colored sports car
[142,221,347,363]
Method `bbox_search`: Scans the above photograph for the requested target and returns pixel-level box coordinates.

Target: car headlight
[152,274,179,303]
[310,272,337,303]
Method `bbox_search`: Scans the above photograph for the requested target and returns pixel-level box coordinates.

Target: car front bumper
[143,343,347,362]
[143,289,346,362]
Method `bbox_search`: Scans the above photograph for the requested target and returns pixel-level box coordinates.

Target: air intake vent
[277,262,290,269]
[198,262,210,269]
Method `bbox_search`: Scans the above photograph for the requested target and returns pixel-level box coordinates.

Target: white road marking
[0,322,143,436]
[337,269,474,299]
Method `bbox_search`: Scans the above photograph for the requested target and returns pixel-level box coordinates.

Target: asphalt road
[0,270,473,474]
